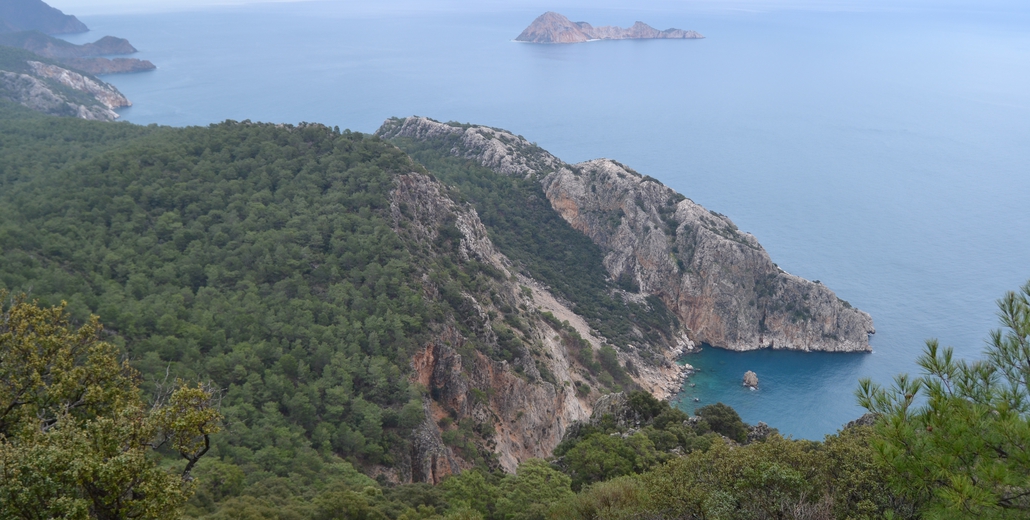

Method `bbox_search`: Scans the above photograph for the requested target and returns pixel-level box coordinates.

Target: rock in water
[515,11,703,44]
[743,370,759,389]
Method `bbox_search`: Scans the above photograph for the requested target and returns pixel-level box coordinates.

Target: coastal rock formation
[391,171,602,476]
[378,117,874,356]
[747,421,775,442]
[0,58,129,120]
[0,0,87,35]
[58,57,155,75]
[28,61,129,110]
[0,31,156,75]
[516,11,703,44]
[0,32,136,58]
[743,370,759,389]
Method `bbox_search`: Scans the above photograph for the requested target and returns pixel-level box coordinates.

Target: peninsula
[515,11,703,44]
[0,1,155,75]
[0,31,155,74]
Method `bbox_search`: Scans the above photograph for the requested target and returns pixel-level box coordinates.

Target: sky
[46,0,1030,16]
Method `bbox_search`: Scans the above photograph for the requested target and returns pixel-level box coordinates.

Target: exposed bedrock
[379,117,874,354]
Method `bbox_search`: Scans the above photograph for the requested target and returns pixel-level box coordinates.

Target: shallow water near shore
[63,1,1030,438]
[673,348,871,439]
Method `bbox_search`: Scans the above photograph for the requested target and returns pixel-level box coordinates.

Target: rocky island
[515,11,703,44]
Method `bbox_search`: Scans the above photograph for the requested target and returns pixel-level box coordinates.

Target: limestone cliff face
[390,171,599,477]
[0,61,127,120]
[515,11,703,44]
[27,61,129,110]
[379,117,874,355]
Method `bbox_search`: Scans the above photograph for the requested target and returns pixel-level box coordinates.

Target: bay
[59,1,1030,439]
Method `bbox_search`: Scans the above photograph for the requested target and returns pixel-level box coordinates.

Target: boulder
[743,370,759,389]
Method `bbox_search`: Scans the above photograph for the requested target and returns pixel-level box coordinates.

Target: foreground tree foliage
[859,281,1030,519]
[0,295,221,519]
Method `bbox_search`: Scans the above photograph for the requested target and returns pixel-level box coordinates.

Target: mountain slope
[378,116,874,353]
[0,108,656,495]
[0,0,87,34]
[0,46,130,120]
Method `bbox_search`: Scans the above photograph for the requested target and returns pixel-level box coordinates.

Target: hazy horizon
[47,0,1030,17]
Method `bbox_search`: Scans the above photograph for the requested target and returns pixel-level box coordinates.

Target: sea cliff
[0,47,130,120]
[377,116,874,355]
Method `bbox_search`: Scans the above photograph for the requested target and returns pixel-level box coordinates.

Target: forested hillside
[0,104,630,515]
[0,105,435,511]
[2,106,1028,519]
[390,135,677,355]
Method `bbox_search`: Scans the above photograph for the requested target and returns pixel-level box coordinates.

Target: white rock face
[378,116,875,355]
[28,60,130,110]
[391,172,597,476]
[0,70,119,120]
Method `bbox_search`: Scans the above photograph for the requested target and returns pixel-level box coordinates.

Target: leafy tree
[562,433,659,491]
[441,469,501,518]
[821,424,915,520]
[858,281,1030,519]
[494,459,574,520]
[642,436,827,519]
[0,295,220,519]
[547,476,649,520]
[696,402,748,443]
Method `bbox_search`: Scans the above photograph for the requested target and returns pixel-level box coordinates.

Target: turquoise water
[672,348,870,439]
[59,1,1030,439]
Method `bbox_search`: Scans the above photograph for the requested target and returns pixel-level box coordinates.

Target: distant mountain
[0,0,87,35]
[0,31,155,74]
[0,31,136,58]
[516,11,703,44]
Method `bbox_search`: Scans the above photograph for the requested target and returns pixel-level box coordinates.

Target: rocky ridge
[378,116,875,356]
[515,11,703,44]
[0,57,129,120]
[390,171,613,478]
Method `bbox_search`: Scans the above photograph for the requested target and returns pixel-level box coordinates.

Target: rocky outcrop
[392,171,607,476]
[515,12,703,44]
[844,413,878,430]
[27,61,129,109]
[747,422,775,443]
[378,117,874,356]
[0,0,87,35]
[0,68,121,120]
[743,371,759,389]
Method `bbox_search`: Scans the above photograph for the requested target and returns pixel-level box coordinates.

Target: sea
[58,0,1030,440]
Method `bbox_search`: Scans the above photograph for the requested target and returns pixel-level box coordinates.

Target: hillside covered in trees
[1,103,1029,519]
